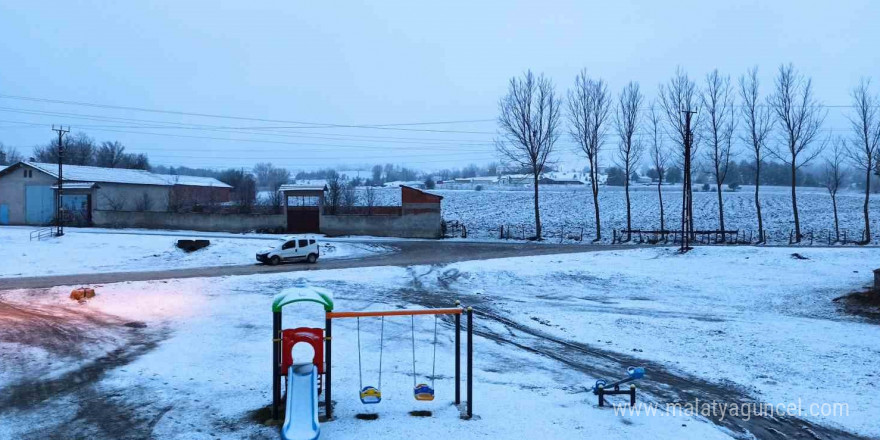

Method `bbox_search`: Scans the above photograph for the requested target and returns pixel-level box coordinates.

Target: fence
[442,220,877,246]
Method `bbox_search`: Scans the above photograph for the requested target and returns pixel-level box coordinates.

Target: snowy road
[0,240,621,290]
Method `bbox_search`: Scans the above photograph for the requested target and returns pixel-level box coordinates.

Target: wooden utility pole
[680,110,696,252]
[52,125,69,237]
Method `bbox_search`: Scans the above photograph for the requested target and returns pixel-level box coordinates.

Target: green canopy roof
[272,286,334,312]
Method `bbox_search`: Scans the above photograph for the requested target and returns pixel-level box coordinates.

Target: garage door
[26,186,55,225]
[287,207,320,233]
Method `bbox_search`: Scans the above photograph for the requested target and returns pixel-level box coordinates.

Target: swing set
[354,314,442,405]
[271,286,474,424]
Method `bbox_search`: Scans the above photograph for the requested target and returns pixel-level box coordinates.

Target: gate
[287,207,320,233]
[25,186,55,225]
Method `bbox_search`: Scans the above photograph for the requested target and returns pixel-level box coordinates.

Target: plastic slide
[281,363,321,440]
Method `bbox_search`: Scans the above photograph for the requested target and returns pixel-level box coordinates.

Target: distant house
[453,176,498,185]
[383,180,425,189]
[0,161,230,226]
[498,174,533,185]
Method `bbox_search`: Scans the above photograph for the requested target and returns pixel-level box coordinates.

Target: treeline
[494,65,880,243]
[607,160,843,188]
[29,133,151,170]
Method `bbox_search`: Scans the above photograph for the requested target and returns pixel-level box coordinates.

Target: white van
[256,236,320,265]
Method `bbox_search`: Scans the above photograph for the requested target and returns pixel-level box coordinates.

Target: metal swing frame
[272,290,474,422]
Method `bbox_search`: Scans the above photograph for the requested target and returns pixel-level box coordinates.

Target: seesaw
[591,366,645,407]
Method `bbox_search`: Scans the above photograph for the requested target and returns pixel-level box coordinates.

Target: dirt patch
[356,413,380,420]
[408,410,432,417]
[0,300,127,357]
[834,289,880,322]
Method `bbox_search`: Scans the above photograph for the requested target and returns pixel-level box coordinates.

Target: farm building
[0,161,230,226]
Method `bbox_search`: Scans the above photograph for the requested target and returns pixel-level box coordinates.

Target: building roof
[0,165,7,173]
[51,182,96,190]
[2,162,231,188]
[278,183,327,192]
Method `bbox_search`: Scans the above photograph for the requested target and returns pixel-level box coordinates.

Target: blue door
[26,186,55,225]
[0,204,8,225]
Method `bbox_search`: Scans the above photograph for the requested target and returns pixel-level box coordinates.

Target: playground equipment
[356,317,383,404]
[271,286,474,439]
[411,315,438,401]
[592,366,645,407]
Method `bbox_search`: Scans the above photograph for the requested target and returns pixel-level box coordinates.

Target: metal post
[598,386,604,407]
[466,306,473,419]
[52,125,68,237]
[272,311,281,420]
[325,314,332,420]
[455,302,461,405]
[630,385,636,407]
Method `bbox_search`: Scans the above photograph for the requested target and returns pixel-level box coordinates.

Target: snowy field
[1,247,878,439]
[370,185,880,244]
[0,226,391,278]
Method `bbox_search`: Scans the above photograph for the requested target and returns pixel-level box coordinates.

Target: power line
[0,107,497,147]
[0,94,497,133]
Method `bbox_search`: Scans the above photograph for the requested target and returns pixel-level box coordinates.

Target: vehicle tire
[307,253,318,264]
[269,256,281,266]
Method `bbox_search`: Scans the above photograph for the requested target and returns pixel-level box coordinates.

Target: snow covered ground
[1,247,877,439]
[366,185,880,244]
[0,226,391,278]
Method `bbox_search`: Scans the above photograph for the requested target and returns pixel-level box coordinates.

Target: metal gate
[25,186,55,225]
[286,207,319,233]
[0,204,8,225]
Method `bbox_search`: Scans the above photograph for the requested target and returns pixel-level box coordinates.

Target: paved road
[0,240,627,290]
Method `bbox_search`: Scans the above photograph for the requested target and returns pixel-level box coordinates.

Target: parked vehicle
[257,236,320,265]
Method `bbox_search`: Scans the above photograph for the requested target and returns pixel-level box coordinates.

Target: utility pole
[52,125,69,237]
[680,110,696,253]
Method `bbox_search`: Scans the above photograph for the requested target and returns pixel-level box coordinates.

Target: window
[281,241,295,250]
[287,195,319,207]
[298,239,308,248]
[23,169,33,178]
[309,239,315,245]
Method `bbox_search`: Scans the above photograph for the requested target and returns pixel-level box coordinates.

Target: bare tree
[497,70,561,240]
[615,82,644,241]
[101,193,127,211]
[95,141,127,168]
[845,78,880,244]
[701,69,736,239]
[659,68,701,238]
[825,139,846,242]
[768,63,827,242]
[0,142,23,165]
[567,69,612,241]
[133,192,153,212]
[647,102,668,232]
[739,67,774,243]
[364,185,377,215]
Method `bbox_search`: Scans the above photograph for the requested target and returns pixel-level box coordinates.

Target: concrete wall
[320,212,442,238]
[0,164,57,224]
[92,210,286,232]
[93,183,170,212]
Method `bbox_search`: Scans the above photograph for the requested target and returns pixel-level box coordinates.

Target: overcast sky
[0,1,876,172]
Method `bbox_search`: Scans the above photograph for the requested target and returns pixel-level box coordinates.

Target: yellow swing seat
[413,383,435,401]
[360,386,382,404]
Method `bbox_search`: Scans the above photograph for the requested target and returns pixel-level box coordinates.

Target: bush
[475,184,484,191]
[728,182,741,191]
[701,183,710,191]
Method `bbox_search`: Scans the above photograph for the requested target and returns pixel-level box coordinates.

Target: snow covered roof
[156,173,232,188]
[51,182,96,190]
[0,165,7,173]
[15,162,230,188]
[279,183,327,192]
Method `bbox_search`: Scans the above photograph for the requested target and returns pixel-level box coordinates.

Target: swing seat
[413,383,435,401]
[360,386,382,404]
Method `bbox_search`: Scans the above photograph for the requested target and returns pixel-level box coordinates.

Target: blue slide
[281,363,321,440]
